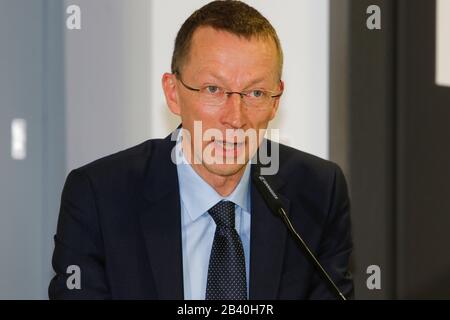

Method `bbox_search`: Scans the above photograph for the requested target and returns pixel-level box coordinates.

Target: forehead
[184,26,279,82]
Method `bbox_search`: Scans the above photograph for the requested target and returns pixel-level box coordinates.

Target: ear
[162,73,181,116]
[269,80,284,120]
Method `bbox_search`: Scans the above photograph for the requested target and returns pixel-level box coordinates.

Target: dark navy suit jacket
[49,133,353,299]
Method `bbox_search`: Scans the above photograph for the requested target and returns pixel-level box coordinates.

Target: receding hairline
[174,25,284,78]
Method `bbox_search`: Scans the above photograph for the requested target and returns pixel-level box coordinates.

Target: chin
[202,162,248,178]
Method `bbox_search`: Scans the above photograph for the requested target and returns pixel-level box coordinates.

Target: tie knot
[208,201,235,228]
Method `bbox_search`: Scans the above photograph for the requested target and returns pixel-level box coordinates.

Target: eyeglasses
[174,72,283,110]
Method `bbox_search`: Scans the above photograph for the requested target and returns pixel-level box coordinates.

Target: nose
[221,93,246,128]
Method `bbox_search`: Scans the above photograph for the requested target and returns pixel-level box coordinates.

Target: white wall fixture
[436,0,450,87]
[11,118,27,160]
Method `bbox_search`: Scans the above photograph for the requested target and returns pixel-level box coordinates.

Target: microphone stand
[252,172,347,300]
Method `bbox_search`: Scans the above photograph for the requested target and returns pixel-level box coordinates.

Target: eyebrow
[199,72,270,89]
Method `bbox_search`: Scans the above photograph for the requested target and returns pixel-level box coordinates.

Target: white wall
[150,0,330,159]
[65,0,152,171]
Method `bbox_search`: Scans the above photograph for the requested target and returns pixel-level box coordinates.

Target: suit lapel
[138,135,184,299]
[249,164,290,300]
[137,133,292,300]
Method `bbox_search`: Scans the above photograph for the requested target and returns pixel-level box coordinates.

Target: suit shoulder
[277,142,340,177]
[71,138,167,182]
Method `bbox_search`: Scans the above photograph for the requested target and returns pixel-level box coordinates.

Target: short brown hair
[171,0,283,78]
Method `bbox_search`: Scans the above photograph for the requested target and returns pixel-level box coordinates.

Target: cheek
[179,101,218,129]
[178,96,200,120]
[247,112,273,130]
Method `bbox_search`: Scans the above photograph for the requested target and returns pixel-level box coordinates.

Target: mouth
[213,140,245,150]
[210,138,246,159]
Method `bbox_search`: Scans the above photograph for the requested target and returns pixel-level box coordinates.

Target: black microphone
[252,169,347,300]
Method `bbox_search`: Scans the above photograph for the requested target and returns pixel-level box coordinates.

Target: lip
[210,139,245,159]
[214,140,245,146]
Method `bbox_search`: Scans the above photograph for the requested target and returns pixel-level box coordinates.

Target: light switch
[11,118,27,160]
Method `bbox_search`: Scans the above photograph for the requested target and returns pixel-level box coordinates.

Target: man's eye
[206,86,220,94]
[250,90,265,98]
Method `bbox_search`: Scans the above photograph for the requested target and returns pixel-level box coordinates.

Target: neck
[190,163,246,197]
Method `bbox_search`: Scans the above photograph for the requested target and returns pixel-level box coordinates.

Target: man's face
[163,26,283,179]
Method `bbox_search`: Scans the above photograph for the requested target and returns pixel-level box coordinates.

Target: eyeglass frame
[173,71,283,108]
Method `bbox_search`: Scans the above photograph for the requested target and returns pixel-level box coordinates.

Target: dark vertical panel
[330,0,350,178]
[396,0,450,298]
[330,0,397,299]
[332,0,450,299]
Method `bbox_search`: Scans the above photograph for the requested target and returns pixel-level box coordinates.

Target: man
[49,0,353,299]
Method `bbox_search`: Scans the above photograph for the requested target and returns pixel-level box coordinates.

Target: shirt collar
[175,129,251,222]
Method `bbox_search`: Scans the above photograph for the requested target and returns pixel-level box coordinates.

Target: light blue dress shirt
[174,130,251,300]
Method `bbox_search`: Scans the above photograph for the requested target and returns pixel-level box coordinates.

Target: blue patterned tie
[206,201,247,300]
